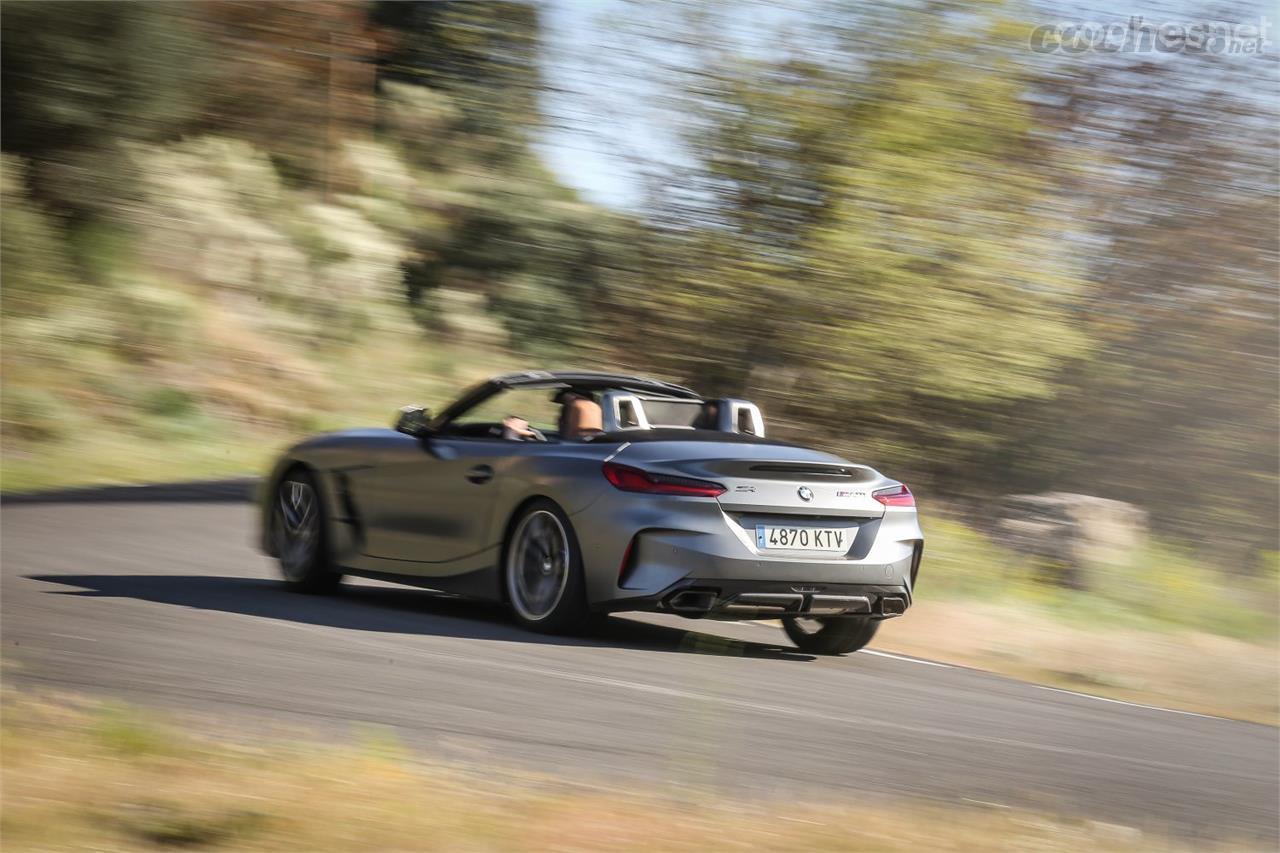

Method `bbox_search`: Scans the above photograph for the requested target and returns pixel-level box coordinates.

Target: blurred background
[1,0,1277,710]
[2,3,1278,849]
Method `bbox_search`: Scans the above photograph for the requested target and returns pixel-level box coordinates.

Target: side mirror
[395,405,434,437]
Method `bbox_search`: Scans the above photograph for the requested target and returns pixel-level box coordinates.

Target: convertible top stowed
[262,367,921,655]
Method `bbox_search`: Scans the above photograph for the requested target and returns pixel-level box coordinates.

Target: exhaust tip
[879,596,907,616]
[667,590,717,614]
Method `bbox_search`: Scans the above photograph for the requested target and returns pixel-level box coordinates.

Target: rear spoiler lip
[634,456,884,485]
[587,428,801,447]
[744,462,871,478]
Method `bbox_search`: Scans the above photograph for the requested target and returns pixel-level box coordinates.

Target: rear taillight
[602,461,726,498]
[872,484,914,507]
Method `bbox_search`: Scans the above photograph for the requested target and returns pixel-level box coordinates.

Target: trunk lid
[613,439,889,517]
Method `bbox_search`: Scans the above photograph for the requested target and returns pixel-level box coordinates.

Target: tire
[782,615,879,655]
[269,467,342,594]
[503,499,590,634]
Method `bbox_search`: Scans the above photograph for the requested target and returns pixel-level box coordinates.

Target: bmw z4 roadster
[261,371,923,654]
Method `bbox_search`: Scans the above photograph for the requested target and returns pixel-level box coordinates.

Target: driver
[554,390,604,440]
[501,415,536,441]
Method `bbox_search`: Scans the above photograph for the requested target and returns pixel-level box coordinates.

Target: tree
[605,3,1092,482]
[1,1,207,216]
[371,1,543,168]
[1008,49,1279,559]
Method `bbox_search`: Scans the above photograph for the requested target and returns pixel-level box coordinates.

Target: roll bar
[598,392,765,436]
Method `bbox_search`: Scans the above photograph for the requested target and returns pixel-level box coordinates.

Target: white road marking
[1031,684,1218,720]
[750,620,1223,717]
[745,620,953,668]
[49,633,97,642]
[859,649,951,668]
[961,798,1011,809]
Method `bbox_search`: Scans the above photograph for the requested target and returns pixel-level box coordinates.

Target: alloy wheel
[507,510,571,621]
[276,479,319,581]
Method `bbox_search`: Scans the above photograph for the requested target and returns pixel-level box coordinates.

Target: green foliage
[604,1,1275,563]
[810,25,1088,407]
[114,802,268,849]
[1,386,75,442]
[0,156,75,315]
[66,219,138,286]
[140,387,199,420]
[999,50,1280,557]
[0,0,1273,582]
[1086,542,1267,639]
[109,282,199,364]
[490,272,584,351]
[916,518,1029,600]
[610,4,1092,487]
[90,704,184,758]
[920,519,1277,640]
[381,81,463,172]
[373,1,544,167]
[0,1,207,216]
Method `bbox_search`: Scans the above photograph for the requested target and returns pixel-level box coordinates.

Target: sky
[536,0,667,210]
[537,0,818,210]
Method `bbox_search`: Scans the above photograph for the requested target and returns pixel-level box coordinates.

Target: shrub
[140,386,199,419]
[109,281,200,363]
[1,386,74,442]
[0,155,76,315]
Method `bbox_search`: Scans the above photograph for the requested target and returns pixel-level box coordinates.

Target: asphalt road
[3,499,1277,842]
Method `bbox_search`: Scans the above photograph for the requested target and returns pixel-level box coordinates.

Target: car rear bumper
[597,578,912,620]
[571,490,923,609]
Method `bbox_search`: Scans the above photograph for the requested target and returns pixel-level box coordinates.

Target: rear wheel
[270,468,342,593]
[504,499,590,634]
[782,615,879,655]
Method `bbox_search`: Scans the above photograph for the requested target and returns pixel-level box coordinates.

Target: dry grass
[1,691,1258,853]
[0,328,517,494]
[875,600,1280,724]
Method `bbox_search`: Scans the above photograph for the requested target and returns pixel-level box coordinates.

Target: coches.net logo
[1028,16,1271,56]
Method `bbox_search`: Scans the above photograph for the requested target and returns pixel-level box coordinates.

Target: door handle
[466,464,494,485]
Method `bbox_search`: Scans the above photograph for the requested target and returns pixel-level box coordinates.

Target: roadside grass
[919,517,1279,642]
[1,691,1261,853]
[0,333,516,494]
[874,600,1279,724]
[884,518,1279,723]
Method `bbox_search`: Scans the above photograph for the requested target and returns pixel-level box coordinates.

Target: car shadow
[26,574,816,661]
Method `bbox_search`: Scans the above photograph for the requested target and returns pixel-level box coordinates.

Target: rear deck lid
[614,440,889,517]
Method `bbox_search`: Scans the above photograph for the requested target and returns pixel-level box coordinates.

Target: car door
[351,436,516,570]
[352,385,562,572]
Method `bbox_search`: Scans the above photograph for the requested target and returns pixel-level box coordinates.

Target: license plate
[755,524,849,552]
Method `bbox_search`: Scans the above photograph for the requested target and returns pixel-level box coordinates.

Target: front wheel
[782,615,879,655]
[504,499,590,634]
[270,468,342,593]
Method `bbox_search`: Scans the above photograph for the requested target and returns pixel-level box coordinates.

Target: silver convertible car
[260,371,923,654]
